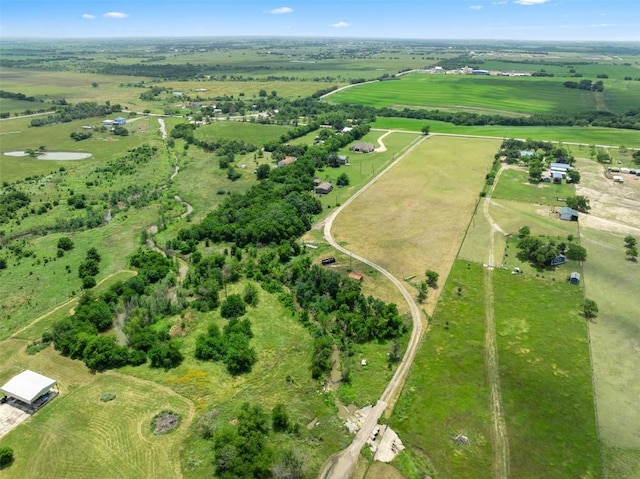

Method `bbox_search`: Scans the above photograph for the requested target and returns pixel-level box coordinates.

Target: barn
[1,370,57,408]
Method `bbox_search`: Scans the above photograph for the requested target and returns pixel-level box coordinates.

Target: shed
[348,272,364,282]
[338,155,349,165]
[552,171,564,184]
[559,207,579,221]
[1,370,56,405]
[550,162,571,171]
[102,120,114,127]
[350,142,375,153]
[569,272,580,285]
[315,182,333,194]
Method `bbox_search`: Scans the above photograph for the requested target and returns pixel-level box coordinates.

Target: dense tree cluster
[195,317,257,375]
[563,79,604,92]
[0,189,31,224]
[517,229,587,267]
[0,90,38,102]
[94,144,157,177]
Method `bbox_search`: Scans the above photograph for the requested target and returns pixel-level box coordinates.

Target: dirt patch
[151,410,181,434]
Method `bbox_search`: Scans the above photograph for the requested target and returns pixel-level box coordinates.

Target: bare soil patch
[151,410,181,434]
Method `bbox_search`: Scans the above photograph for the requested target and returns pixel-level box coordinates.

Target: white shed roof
[1,370,56,404]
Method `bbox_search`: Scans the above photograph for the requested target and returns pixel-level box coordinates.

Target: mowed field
[0,342,192,479]
[194,121,291,145]
[328,74,606,114]
[331,135,499,314]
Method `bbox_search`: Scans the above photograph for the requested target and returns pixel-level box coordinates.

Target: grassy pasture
[372,117,640,148]
[331,135,498,314]
[0,369,191,479]
[328,74,601,114]
[492,168,575,206]
[161,80,342,98]
[580,228,640,479]
[0,98,51,115]
[194,121,291,145]
[390,261,492,479]
[493,270,601,478]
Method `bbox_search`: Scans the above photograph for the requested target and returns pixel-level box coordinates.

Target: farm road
[318,134,427,479]
[481,165,510,479]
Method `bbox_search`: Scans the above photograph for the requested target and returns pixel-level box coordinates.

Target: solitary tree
[624,235,638,261]
[421,124,430,135]
[425,269,439,288]
[566,195,590,212]
[581,299,599,320]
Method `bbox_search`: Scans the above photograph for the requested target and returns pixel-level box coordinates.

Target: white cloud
[493,1,508,4]
[331,21,350,28]
[514,0,550,5]
[269,7,293,14]
[102,12,129,19]
[470,5,483,10]
[81,14,96,20]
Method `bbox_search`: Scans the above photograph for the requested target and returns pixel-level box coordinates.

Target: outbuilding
[350,142,375,153]
[113,116,127,126]
[569,272,581,285]
[559,207,579,221]
[1,370,57,407]
[315,182,333,194]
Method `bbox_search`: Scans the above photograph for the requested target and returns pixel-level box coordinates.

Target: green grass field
[492,168,575,206]
[493,270,601,478]
[580,228,640,479]
[0,372,192,479]
[194,121,291,145]
[372,117,640,148]
[390,261,492,479]
[329,74,608,114]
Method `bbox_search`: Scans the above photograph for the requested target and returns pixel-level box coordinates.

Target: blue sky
[0,0,638,41]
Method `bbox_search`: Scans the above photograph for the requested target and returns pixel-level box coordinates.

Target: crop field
[372,118,640,147]
[332,135,499,313]
[194,121,291,145]
[390,261,492,479]
[493,270,601,478]
[474,59,640,80]
[328,74,604,114]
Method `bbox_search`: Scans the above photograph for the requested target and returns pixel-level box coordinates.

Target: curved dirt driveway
[319,135,427,479]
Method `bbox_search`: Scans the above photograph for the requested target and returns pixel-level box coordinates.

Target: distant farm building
[348,272,364,281]
[559,207,579,221]
[569,272,581,285]
[550,162,571,171]
[315,182,334,194]
[1,370,57,410]
[277,156,297,167]
[102,120,114,127]
[350,142,375,153]
[113,116,126,126]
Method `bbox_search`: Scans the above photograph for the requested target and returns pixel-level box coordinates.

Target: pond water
[3,151,92,160]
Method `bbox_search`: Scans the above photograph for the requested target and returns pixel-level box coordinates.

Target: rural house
[559,206,579,221]
[277,156,297,167]
[113,117,126,126]
[315,182,334,194]
[350,142,375,153]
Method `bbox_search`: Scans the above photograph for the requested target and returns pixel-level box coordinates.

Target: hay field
[331,135,499,313]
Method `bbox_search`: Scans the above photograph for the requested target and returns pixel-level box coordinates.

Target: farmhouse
[559,207,579,221]
[1,370,57,410]
[277,156,297,167]
[315,182,334,194]
[350,142,375,153]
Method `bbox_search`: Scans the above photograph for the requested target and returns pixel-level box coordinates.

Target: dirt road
[318,135,427,479]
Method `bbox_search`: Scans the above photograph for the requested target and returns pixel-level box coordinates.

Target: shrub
[0,446,14,467]
[99,392,116,402]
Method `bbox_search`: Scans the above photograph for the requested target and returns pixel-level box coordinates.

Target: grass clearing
[332,135,498,314]
[493,269,601,478]
[390,261,492,479]
[193,121,291,145]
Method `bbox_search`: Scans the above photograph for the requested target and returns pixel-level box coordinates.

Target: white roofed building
[1,370,57,405]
